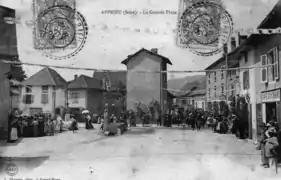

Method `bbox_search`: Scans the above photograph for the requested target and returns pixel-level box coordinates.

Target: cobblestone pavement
[0,126,281,180]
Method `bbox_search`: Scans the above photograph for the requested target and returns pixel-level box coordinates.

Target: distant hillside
[167,75,205,90]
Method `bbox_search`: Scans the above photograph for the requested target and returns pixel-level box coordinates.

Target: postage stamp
[177,1,233,56]
[33,0,77,49]
[40,7,88,60]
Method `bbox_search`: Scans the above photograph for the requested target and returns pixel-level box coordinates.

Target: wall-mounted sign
[261,89,280,102]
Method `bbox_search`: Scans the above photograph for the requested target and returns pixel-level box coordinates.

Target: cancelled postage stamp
[32,0,77,50]
[40,7,88,60]
[177,1,233,56]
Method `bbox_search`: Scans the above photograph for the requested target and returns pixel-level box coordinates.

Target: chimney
[151,48,158,54]
[227,33,241,53]
[238,35,248,46]
[74,74,78,79]
[231,37,236,48]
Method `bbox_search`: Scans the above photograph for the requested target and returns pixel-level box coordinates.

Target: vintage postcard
[1,0,281,179]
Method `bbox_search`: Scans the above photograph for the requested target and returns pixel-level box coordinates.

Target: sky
[0,0,278,81]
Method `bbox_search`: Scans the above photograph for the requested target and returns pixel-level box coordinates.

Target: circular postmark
[5,162,18,176]
[34,5,88,60]
[44,17,76,48]
[178,1,233,56]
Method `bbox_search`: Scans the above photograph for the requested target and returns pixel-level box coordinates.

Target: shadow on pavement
[0,156,49,175]
[79,136,109,144]
[126,128,155,135]
[0,138,23,147]
[152,126,208,131]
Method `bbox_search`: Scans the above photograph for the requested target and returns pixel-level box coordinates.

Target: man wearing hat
[264,126,279,168]
[260,122,278,168]
[70,114,78,133]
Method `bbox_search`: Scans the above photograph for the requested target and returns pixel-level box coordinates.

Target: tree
[148,100,160,122]
[6,58,27,82]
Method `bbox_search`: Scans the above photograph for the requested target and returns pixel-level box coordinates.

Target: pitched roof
[177,77,206,97]
[204,51,239,70]
[231,0,281,57]
[257,0,281,29]
[93,71,126,90]
[21,67,66,86]
[167,91,176,98]
[121,48,172,65]
[68,75,103,89]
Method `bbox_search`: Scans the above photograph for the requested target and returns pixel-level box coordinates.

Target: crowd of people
[7,110,66,142]
[6,106,281,169]
[7,109,91,142]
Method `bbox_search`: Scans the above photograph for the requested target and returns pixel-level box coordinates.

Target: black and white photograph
[0,0,281,179]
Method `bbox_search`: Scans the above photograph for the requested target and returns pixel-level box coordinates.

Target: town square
[1,0,281,179]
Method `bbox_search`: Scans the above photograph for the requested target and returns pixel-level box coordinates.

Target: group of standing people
[257,120,281,168]
[206,114,230,134]
[182,108,207,131]
[7,109,74,142]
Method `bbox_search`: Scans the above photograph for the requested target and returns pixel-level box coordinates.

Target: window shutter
[31,95,34,104]
[275,47,279,80]
[243,70,249,89]
[41,94,48,104]
[22,95,26,103]
[243,71,246,89]
[261,55,268,83]
[25,94,31,104]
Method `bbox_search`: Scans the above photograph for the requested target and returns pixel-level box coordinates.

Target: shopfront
[261,88,281,127]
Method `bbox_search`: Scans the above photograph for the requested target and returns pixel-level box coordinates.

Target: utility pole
[223,43,229,106]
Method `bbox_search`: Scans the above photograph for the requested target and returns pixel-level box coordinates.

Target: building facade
[0,6,18,139]
[176,77,206,110]
[205,56,231,113]
[67,75,104,115]
[122,48,172,124]
[19,68,67,116]
[205,33,247,114]
[231,0,281,141]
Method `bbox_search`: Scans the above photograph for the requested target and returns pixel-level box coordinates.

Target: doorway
[265,102,277,123]
[30,108,42,116]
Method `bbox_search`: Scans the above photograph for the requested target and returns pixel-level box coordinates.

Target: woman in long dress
[10,116,19,142]
[55,114,64,133]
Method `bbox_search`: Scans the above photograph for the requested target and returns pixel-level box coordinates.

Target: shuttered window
[70,92,79,104]
[243,70,249,90]
[41,86,48,104]
[262,46,279,82]
[268,51,275,82]
[261,54,268,83]
[214,72,216,82]
[22,94,34,104]
[23,86,33,104]
[274,47,279,80]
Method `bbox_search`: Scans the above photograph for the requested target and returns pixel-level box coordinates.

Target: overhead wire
[1,60,274,73]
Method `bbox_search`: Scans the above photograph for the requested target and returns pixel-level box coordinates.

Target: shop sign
[261,89,280,102]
